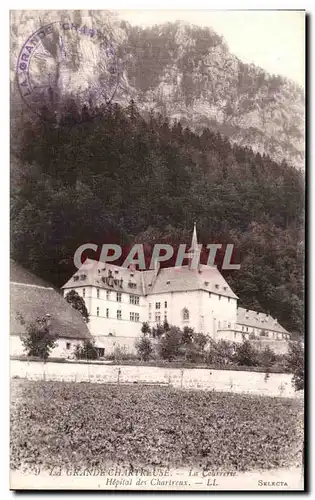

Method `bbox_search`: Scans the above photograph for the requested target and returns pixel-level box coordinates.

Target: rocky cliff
[11,10,305,168]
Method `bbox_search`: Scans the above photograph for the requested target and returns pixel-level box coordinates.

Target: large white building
[62,225,290,355]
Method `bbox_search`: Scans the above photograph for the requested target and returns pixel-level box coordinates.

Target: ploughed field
[10,379,303,472]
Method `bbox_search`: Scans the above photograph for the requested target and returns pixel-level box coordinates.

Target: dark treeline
[11,99,304,335]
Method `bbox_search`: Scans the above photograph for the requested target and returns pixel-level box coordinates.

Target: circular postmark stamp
[16,21,120,123]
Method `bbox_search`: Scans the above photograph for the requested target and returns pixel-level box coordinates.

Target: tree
[18,313,58,360]
[135,336,153,361]
[141,321,151,335]
[74,340,99,360]
[65,290,89,323]
[157,326,183,361]
[234,340,259,367]
[286,340,304,391]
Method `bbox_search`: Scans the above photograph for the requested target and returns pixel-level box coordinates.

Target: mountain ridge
[11,10,304,168]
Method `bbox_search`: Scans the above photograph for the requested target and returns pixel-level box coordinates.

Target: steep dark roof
[10,261,92,340]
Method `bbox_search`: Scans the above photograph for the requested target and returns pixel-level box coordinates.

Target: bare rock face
[11,11,305,169]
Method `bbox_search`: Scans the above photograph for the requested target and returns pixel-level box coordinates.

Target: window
[106,308,109,318]
[117,310,122,320]
[130,312,140,321]
[97,348,105,357]
[66,342,71,350]
[97,288,100,299]
[219,295,221,301]
[242,326,244,331]
[218,321,221,329]
[106,290,110,300]
[164,312,168,320]
[182,308,189,321]
[96,307,99,317]
[164,301,167,308]
[156,302,161,309]
[246,327,249,332]
[116,292,122,302]
[129,294,139,305]
[149,313,152,320]
[149,303,152,309]
[82,288,85,298]
[228,297,230,303]
[155,312,161,322]
[228,322,231,328]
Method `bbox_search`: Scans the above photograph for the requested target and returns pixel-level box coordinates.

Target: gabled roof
[143,264,238,298]
[10,261,92,340]
[62,259,144,296]
[237,307,289,334]
[62,259,237,299]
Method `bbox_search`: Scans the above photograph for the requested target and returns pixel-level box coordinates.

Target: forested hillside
[11,100,304,335]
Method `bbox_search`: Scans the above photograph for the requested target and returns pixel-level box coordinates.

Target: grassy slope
[10,379,303,473]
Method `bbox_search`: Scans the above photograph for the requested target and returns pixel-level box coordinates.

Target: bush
[135,336,153,361]
[157,326,183,361]
[259,346,276,369]
[286,340,304,391]
[74,340,98,360]
[234,340,260,367]
[206,339,236,366]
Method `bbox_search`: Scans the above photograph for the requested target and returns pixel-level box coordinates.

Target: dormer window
[166,280,170,285]
[80,274,86,280]
[204,281,209,286]
[115,270,119,274]
[73,276,79,281]
[215,284,219,289]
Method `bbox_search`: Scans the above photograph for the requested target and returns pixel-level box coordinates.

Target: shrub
[135,336,153,361]
[259,345,276,369]
[141,322,151,335]
[157,326,183,361]
[74,340,98,360]
[234,340,259,367]
[206,339,236,366]
[151,323,165,339]
[286,340,304,391]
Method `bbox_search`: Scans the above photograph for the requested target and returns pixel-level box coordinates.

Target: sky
[115,10,305,87]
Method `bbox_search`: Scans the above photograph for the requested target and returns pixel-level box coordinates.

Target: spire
[188,222,200,270]
[190,222,198,254]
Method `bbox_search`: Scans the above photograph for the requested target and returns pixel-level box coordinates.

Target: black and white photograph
[9,8,305,491]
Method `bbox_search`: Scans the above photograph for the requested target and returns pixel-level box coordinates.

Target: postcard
[10,9,305,491]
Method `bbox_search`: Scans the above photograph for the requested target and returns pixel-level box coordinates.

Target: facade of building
[62,226,290,355]
[10,260,92,358]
